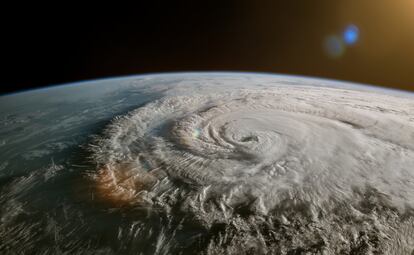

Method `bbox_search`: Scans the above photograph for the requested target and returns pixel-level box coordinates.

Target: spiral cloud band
[90,77,414,254]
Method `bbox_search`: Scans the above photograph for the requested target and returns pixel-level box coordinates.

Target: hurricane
[89,81,414,254]
[1,73,414,254]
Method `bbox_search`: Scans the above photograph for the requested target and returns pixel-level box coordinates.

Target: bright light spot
[343,25,359,45]
[324,35,345,58]
[192,128,201,138]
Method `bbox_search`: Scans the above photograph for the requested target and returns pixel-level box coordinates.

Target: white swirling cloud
[90,77,414,254]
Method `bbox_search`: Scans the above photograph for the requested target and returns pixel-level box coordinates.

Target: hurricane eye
[240,135,258,142]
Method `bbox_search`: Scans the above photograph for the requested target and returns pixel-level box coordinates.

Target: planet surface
[0,72,413,254]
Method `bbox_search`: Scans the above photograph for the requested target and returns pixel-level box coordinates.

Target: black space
[1,2,413,94]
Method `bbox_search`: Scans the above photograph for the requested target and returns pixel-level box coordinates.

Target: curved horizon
[1,71,413,98]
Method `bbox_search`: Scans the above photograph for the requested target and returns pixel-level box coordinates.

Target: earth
[0,72,413,254]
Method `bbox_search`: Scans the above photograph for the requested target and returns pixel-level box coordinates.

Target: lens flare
[192,128,202,138]
[324,35,345,58]
[343,24,359,45]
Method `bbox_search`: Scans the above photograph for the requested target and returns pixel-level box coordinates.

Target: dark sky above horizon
[1,1,414,94]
